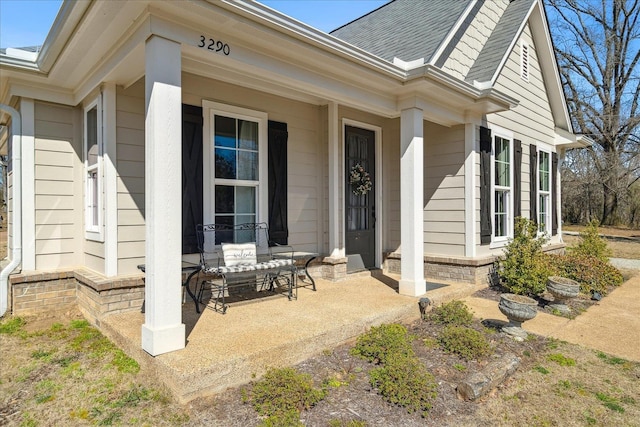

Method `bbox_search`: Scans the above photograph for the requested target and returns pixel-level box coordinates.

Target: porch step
[345,268,382,279]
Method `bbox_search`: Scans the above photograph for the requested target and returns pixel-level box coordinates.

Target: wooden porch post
[399,106,426,296]
[141,35,185,356]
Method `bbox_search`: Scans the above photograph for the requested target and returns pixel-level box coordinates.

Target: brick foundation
[9,269,144,324]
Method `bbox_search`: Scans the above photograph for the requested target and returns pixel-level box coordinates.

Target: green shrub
[369,356,437,416]
[429,300,473,326]
[569,220,612,263]
[247,367,326,418]
[350,323,414,364]
[499,217,552,296]
[547,253,623,295]
[438,326,491,360]
[260,409,304,427]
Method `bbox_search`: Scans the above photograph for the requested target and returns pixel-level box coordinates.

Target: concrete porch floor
[100,273,484,403]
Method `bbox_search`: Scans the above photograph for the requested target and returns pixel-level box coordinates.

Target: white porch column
[463,122,477,258]
[141,35,185,356]
[399,107,426,296]
[327,102,344,258]
[102,83,118,277]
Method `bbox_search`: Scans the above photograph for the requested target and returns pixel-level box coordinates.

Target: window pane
[539,195,548,232]
[238,151,258,180]
[495,137,510,187]
[494,190,508,238]
[215,185,234,213]
[236,186,256,214]
[88,169,99,227]
[215,148,236,179]
[539,152,550,191]
[213,216,234,244]
[86,106,98,166]
[238,120,258,150]
[215,115,236,148]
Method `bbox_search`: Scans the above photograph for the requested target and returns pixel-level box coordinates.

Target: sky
[0,0,388,49]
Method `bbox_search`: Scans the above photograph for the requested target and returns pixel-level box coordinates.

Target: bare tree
[547,0,640,225]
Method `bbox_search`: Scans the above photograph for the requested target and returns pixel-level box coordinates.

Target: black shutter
[514,139,522,220]
[268,120,288,245]
[529,144,538,225]
[182,104,203,254]
[480,126,492,244]
[552,152,558,235]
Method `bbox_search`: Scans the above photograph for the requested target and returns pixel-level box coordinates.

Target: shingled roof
[331,0,471,64]
[465,0,536,83]
[332,0,536,85]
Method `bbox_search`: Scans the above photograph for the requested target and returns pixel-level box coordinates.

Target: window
[521,41,530,81]
[84,97,103,240]
[492,134,513,242]
[204,102,267,244]
[538,150,551,234]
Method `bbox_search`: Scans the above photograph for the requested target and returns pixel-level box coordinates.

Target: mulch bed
[473,283,600,319]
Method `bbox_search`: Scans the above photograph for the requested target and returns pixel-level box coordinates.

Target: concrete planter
[547,276,580,314]
[498,293,538,340]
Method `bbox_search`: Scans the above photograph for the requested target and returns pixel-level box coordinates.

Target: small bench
[196,223,296,313]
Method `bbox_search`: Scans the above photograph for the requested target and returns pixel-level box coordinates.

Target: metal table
[275,252,318,291]
[137,261,203,313]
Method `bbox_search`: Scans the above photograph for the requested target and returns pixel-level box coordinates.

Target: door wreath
[349,163,372,195]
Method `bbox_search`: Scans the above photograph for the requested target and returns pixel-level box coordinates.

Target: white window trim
[538,148,552,236]
[202,100,268,245]
[83,95,104,241]
[489,126,514,248]
[521,41,530,82]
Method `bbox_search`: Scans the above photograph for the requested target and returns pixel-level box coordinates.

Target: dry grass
[2,307,639,426]
[563,225,640,260]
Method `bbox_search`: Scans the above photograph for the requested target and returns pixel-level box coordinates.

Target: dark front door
[345,126,376,270]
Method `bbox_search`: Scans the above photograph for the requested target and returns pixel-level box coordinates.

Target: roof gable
[465,0,536,84]
[331,0,471,63]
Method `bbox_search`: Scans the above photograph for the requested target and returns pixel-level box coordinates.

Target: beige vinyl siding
[116,81,146,274]
[477,24,557,256]
[441,0,509,80]
[183,73,323,254]
[34,102,82,270]
[424,123,466,256]
[490,24,555,144]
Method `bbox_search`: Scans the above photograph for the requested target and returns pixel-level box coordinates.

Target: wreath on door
[349,163,372,196]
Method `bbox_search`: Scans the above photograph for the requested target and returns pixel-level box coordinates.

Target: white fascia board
[72,15,151,105]
[555,127,593,148]
[8,80,75,106]
[528,0,573,133]
[37,0,93,72]
[218,0,405,79]
[0,55,41,72]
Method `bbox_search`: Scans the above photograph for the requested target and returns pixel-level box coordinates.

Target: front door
[345,125,376,270]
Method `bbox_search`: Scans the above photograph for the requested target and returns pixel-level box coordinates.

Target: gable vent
[521,41,530,81]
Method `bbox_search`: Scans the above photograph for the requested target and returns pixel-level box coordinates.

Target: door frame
[342,118,383,268]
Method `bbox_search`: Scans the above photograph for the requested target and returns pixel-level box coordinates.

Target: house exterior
[0,0,588,355]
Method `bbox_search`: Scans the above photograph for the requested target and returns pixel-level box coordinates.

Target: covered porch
[99,273,483,403]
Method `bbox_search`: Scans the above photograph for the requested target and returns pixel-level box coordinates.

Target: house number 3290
[198,35,230,55]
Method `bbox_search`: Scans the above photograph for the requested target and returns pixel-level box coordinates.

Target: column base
[399,279,426,297]
[141,322,186,356]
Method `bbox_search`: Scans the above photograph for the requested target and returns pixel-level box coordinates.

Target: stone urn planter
[498,293,538,340]
[547,276,581,314]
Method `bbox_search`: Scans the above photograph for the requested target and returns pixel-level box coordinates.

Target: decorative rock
[456,353,521,401]
[418,297,432,319]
